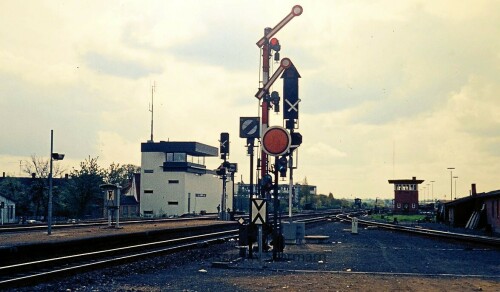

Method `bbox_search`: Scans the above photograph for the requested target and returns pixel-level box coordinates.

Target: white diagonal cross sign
[221,140,227,148]
[286,98,300,112]
[251,199,266,225]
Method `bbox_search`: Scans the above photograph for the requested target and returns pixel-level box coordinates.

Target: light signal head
[269,38,280,52]
[271,91,280,113]
[261,174,274,192]
[278,156,288,177]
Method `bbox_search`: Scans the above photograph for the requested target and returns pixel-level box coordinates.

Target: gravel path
[13,221,500,292]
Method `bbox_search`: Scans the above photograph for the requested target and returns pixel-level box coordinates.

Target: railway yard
[1,214,499,291]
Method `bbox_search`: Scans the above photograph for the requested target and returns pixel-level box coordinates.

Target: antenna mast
[149,82,156,142]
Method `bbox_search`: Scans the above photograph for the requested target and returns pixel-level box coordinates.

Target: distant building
[442,184,500,233]
[139,141,232,217]
[353,198,362,209]
[484,190,500,234]
[236,182,317,211]
[120,173,141,218]
[388,177,424,214]
[0,172,68,223]
[0,194,16,223]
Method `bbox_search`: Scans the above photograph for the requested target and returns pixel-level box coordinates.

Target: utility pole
[447,167,455,200]
[48,130,64,235]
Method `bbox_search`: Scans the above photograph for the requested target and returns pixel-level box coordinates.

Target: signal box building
[388,177,424,214]
[140,141,232,217]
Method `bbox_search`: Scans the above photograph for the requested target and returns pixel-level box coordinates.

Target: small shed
[443,185,500,234]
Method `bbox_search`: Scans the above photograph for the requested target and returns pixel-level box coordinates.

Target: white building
[140,141,233,217]
[0,195,16,224]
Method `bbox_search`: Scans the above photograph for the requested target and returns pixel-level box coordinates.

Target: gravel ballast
[14,220,500,291]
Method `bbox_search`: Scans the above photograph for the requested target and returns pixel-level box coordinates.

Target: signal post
[240,5,303,261]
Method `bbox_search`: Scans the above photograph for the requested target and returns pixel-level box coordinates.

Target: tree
[17,155,68,218]
[0,178,29,215]
[63,156,105,218]
[23,154,65,179]
[105,163,140,187]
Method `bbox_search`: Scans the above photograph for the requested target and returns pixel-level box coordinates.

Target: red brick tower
[388,177,424,214]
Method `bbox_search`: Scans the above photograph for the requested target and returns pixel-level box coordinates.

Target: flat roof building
[140,141,232,217]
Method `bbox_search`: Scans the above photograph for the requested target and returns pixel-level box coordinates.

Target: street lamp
[430,181,435,202]
[48,130,64,235]
[453,176,458,200]
[447,167,455,201]
[426,183,430,203]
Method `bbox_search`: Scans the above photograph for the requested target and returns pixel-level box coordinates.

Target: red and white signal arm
[261,126,291,156]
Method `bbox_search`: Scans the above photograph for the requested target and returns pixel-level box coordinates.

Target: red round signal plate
[262,126,291,156]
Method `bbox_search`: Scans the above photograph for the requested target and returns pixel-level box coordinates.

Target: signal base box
[282,222,305,245]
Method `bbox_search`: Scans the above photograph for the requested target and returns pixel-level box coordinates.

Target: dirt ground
[217,272,498,292]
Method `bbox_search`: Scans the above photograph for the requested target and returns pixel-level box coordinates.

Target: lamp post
[430,181,435,202]
[48,130,64,235]
[426,183,430,203]
[447,167,455,201]
[453,176,458,200]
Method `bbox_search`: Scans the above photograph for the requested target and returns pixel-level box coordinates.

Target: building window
[168,180,179,184]
[174,153,186,162]
[166,153,186,162]
[397,203,401,209]
[144,169,154,173]
[412,203,416,209]
[144,190,153,194]
[168,201,179,205]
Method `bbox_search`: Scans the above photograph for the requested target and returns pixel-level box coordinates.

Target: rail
[336,213,500,247]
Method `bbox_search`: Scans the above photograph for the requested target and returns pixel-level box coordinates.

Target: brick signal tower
[388,177,424,214]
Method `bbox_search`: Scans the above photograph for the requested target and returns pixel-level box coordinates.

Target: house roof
[445,189,500,206]
[141,141,218,157]
[120,194,138,206]
[388,178,425,185]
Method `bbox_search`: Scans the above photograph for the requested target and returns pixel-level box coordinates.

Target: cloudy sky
[1,0,499,200]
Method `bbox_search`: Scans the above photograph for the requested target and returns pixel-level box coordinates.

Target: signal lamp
[269,38,281,52]
[261,174,274,192]
[278,156,288,177]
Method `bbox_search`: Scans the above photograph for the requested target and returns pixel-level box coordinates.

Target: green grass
[370,214,427,222]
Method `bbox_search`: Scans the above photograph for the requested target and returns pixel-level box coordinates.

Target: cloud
[83,52,163,79]
[304,142,347,161]
[1,0,500,199]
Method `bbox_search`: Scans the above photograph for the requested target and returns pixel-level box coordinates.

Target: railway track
[0,228,238,289]
[0,211,339,234]
[0,215,217,234]
[0,211,337,289]
[337,213,500,247]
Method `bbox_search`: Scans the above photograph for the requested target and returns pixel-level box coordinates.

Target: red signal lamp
[269,38,281,52]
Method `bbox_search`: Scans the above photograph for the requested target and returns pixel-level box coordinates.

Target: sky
[1,0,499,200]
